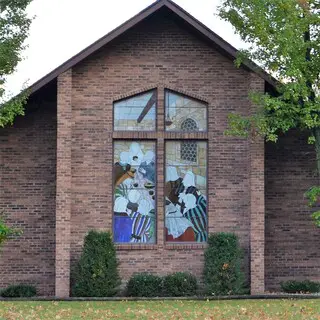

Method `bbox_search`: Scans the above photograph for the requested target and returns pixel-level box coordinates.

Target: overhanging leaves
[218,0,320,227]
[0,0,32,127]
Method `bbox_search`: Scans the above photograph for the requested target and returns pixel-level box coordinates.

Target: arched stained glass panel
[114,90,156,131]
[165,90,207,132]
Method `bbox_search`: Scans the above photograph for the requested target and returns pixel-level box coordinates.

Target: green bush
[163,272,198,297]
[71,230,120,297]
[281,280,320,293]
[1,284,37,297]
[204,232,246,295]
[126,273,163,297]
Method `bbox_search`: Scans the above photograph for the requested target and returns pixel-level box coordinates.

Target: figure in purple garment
[114,142,156,243]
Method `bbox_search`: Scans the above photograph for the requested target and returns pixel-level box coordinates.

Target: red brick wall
[265,132,320,291]
[0,10,272,296]
[249,74,265,294]
[70,11,259,287]
[0,97,57,296]
[55,70,73,297]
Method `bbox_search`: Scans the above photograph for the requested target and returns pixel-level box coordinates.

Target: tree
[0,0,32,128]
[218,0,320,227]
[0,213,22,248]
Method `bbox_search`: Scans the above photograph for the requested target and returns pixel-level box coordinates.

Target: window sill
[115,243,207,250]
[115,244,158,250]
[164,243,207,250]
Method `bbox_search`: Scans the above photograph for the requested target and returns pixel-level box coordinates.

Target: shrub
[71,230,120,297]
[1,284,37,297]
[126,273,163,297]
[281,280,320,293]
[204,232,246,295]
[163,272,198,297]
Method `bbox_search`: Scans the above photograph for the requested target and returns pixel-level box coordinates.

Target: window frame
[112,88,209,247]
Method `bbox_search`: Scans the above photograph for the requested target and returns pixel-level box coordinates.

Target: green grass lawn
[0,299,319,320]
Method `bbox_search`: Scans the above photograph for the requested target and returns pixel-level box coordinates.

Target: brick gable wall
[0,100,57,296]
[265,132,320,291]
[69,12,261,291]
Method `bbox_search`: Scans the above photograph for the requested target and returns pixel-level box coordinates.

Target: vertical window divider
[156,138,165,246]
[156,85,165,246]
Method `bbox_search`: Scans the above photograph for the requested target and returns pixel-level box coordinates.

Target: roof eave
[27,0,277,96]
[29,0,167,94]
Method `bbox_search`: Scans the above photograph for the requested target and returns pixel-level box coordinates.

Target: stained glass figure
[165,141,207,242]
[113,141,156,243]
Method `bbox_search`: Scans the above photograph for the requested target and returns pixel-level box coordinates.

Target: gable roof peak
[156,0,171,5]
[27,0,275,95]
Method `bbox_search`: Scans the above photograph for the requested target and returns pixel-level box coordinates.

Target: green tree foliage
[0,0,32,127]
[0,214,22,248]
[218,0,320,227]
[71,231,120,297]
[204,233,246,295]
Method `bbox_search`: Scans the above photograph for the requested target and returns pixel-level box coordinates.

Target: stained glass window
[114,90,156,131]
[165,90,207,132]
[113,141,156,243]
[165,141,207,242]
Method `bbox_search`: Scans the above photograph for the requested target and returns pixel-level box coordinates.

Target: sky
[5,0,245,96]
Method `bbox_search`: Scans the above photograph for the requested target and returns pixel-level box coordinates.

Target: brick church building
[0,0,319,297]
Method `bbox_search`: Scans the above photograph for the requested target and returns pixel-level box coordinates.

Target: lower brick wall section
[70,241,250,295]
[265,131,320,291]
[71,245,205,294]
[116,247,204,286]
[0,102,57,296]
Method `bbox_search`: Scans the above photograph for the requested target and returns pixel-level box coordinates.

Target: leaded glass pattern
[181,119,198,163]
[113,141,156,243]
[165,141,207,243]
[181,118,198,131]
[165,90,207,132]
[114,90,156,131]
[181,141,197,162]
